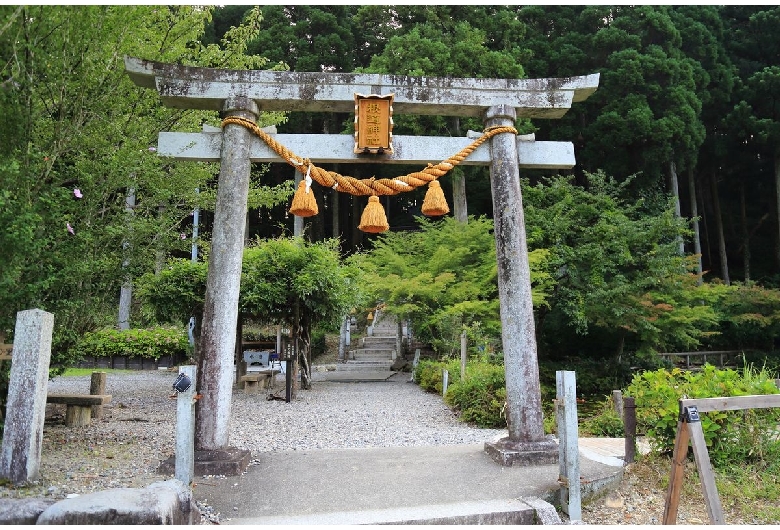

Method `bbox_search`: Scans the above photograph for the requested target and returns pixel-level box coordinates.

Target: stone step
[361,337,397,347]
[353,354,394,361]
[353,347,395,355]
[336,361,394,371]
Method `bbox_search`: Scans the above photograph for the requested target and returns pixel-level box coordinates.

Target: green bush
[414,359,507,428]
[70,327,189,361]
[625,364,780,466]
[414,358,461,394]
[444,362,507,428]
[579,397,625,437]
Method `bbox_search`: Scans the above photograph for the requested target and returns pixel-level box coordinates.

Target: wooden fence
[658,350,743,370]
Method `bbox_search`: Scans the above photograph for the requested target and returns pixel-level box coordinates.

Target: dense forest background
[2,5,780,377]
[204,5,780,287]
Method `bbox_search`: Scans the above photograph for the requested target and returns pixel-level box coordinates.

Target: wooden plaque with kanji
[354,93,394,154]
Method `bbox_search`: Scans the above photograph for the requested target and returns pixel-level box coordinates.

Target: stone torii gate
[125,57,599,471]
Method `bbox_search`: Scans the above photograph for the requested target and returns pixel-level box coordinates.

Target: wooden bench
[47,394,112,427]
[240,369,280,394]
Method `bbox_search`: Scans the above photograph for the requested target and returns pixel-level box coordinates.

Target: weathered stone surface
[485,106,547,444]
[158,131,576,169]
[0,309,54,485]
[35,479,197,525]
[195,98,257,451]
[484,436,559,467]
[0,498,56,525]
[158,447,251,477]
[125,56,599,118]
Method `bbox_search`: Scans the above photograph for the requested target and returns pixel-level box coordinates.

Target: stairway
[338,313,398,371]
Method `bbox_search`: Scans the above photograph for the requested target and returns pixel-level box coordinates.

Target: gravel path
[4,368,745,525]
[0,370,506,505]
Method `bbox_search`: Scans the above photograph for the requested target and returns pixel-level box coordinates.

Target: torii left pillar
[193,96,255,474]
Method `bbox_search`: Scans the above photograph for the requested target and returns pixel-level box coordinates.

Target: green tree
[139,238,365,392]
[522,172,699,361]
[350,216,552,357]
[0,6,289,367]
[723,7,780,276]
[519,6,706,197]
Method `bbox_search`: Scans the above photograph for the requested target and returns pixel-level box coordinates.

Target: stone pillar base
[157,447,251,477]
[485,435,559,467]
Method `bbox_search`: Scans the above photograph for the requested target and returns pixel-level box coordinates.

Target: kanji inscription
[354,93,393,154]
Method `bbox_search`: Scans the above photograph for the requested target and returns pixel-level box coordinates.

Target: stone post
[482,105,557,466]
[176,365,197,486]
[0,309,54,484]
[556,370,582,521]
[195,96,256,470]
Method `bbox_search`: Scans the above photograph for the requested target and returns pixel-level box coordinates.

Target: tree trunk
[452,170,468,223]
[687,167,703,284]
[710,170,730,285]
[668,160,685,256]
[291,302,300,399]
[350,194,362,249]
[740,181,751,282]
[775,151,780,271]
[118,187,135,329]
[300,314,312,390]
[699,173,713,275]
[338,316,346,363]
[155,203,166,273]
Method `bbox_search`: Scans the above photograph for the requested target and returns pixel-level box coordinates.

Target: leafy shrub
[579,397,625,437]
[625,364,780,466]
[444,362,507,428]
[70,327,189,361]
[414,358,461,394]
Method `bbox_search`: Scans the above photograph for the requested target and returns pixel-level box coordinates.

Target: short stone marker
[0,309,54,485]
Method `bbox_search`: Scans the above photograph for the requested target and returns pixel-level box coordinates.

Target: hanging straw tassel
[289,176,318,217]
[421,179,450,216]
[358,195,389,233]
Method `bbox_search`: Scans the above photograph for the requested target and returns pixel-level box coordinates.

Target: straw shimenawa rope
[221,116,517,198]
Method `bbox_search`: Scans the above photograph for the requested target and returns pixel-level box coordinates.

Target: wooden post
[442,369,449,396]
[175,365,197,487]
[663,418,691,524]
[556,370,582,521]
[90,371,107,419]
[688,417,725,524]
[663,403,725,524]
[623,397,636,465]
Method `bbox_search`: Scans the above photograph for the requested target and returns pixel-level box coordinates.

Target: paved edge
[222,497,559,525]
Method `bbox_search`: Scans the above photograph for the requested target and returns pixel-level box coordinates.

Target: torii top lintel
[124,56,599,119]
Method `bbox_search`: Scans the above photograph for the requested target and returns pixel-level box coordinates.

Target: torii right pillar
[484,105,558,466]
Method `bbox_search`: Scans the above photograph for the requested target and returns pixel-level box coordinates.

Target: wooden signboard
[354,93,393,154]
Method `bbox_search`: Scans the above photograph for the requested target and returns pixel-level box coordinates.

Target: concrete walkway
[195,369,641,525]
[194,438,633,525]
